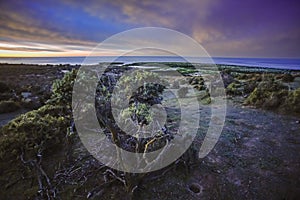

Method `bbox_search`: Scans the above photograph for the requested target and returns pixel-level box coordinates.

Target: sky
[0,0,299,58]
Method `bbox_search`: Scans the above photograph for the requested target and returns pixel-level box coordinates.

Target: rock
[21,92,32,98]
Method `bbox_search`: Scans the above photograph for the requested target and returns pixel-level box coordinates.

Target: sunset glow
[0,0,299,58]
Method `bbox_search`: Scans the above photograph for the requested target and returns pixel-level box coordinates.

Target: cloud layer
[0,0,299,57]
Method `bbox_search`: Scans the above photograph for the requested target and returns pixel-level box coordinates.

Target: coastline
[0,56,299,70]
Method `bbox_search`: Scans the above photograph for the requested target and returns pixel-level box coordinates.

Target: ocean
[0,56,299,70]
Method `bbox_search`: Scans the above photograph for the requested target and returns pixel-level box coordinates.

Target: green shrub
[0,69,75,160]
[0,101,20,113]
[283,88,300,113]
[245,80,287,108]
[123,103,152,125]
[245,79,300,114]
[0,104,70,159]
[48,69,77,106]
[226,82,243,95]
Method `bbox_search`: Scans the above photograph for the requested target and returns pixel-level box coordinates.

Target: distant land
[0,56,300,70]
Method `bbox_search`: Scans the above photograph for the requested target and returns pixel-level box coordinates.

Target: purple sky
[0,0,299,57]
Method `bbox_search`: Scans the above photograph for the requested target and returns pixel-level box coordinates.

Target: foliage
[189,76,207,91]
[0,70,77,199]
[226,82,243,95]
[284,88,300,113]
[245,78,300,113]
[0,66,203,198]
[226,73,259,96]
[97,69,166,130]
[245,80,287,107]
[0,69,77,160]
[94,69,187,193]
[117,70,166,103]
[0,104,70,159]
[48,69,77,106]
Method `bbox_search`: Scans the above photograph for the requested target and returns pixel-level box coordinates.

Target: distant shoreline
[0,56,300,70]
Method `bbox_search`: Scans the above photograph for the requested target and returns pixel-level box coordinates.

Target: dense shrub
[245,79,300,114]
[0,104,70,159]
[245,80,287,107]
[226,82,243,96]
[48,69,77,106]
[283,88,300,113]
[0,70,78,160]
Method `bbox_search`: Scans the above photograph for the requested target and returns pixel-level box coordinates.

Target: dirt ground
[135,100,300,199]
[0,64,299,199]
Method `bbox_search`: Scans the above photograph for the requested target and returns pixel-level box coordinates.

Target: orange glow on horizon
[0,50,127,58]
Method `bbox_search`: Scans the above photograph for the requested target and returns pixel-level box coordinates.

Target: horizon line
[1,55,300,60]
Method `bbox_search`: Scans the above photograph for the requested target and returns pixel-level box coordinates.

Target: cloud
[0,0,299,57]
[64,0,216,30]
[0,46,64,52]
[64,0,300,57]
[0,1,97,46]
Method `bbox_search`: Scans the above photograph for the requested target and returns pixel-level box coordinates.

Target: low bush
[0,104,70,159]
[226,82,243,96]
[47,69,77,107]
[283,88,300,113]
[0,70,77,160]
[245,79,300,114]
